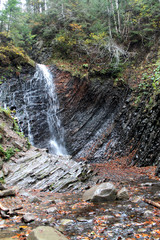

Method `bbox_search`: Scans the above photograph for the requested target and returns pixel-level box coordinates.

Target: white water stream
[39,64,67,155]
[0,64,67,155]
[31,64,67,155]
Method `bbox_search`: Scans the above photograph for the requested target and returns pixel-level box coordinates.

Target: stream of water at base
[0,64,67,155]
[25,64,67,155]
[35,64,67,155]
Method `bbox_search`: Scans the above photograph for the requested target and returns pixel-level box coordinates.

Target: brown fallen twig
[144,199,160,209]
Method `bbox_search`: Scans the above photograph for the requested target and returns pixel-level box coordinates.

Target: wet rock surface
[27,226,68,240]
[0,65,159,168]
[82,182,117,202]
[0,176,159,239]
[0,65,65,152]
[53,68,159,167]
[5,147,91,192]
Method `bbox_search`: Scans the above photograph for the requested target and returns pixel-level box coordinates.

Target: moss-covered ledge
[0,32,35,80]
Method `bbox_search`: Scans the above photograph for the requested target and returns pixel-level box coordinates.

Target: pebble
[77,217,88,222]
[60,219,74,226]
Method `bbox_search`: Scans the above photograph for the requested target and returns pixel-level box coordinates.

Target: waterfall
[37,64,67,155]
[0,64,67,156]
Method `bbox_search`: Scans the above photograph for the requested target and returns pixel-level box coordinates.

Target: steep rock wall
[0,65,159,168]
[53,68,159,167]
[52,68,128,160]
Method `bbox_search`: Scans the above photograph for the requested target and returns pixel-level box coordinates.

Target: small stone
[60,219,74,226]
[0,220,5,225]
[144,210,154,218]
[0,170,4,178]
[46,207,57,213]
[0,158,3,170]
[2,163,10,176]
[46,199,56,205]
[130,196,143,203]
[19,190,31,197]
[0,189,16,197]
[153,192,160,200]
[77,217,88,222]
[22,213,35,223]
[0,183,6,191]
[29,196,42,203]
[101,215,114,220]
[117,187,129,200]
[141,183,152,187]
[138,228,146,233]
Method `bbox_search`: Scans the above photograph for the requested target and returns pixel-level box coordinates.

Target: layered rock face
[53,69,127,161]
[0,64,67,154]
[5,147,91,192]
[0,65,159,167]
[53,68,159,167]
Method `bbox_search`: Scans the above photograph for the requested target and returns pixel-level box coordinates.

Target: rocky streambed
[0,105,159,239]
[0,175,160,240]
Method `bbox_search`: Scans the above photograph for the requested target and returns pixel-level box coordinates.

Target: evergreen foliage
[0,0,160,73]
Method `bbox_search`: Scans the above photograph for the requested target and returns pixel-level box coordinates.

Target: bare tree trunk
[61,3,65,18]
[41,0,46,12]
[107,0,112,39]
[110,0,118,34]
[115,0,121,33]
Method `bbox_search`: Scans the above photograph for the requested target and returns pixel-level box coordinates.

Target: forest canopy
[0,0,160,73]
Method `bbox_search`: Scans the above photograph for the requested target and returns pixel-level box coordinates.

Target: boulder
[117,187,129,200]
[22,213,35,223]
[83,182,117,202]
[27,226,68,240]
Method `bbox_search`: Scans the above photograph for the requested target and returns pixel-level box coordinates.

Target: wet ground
[0,175,160,240]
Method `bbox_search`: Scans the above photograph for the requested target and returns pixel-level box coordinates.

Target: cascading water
[37,64,67,155]
[0,64,67,155]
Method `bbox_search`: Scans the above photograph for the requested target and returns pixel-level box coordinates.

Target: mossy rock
[0,46,35,67]
[0,53,10,67]
[0,44,35,78]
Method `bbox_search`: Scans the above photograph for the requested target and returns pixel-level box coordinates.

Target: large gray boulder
[27,226,68,240]
[83,182,117,202]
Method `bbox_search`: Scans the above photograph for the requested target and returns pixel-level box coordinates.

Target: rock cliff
[0,63,159,169]
[53,67,159,167]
